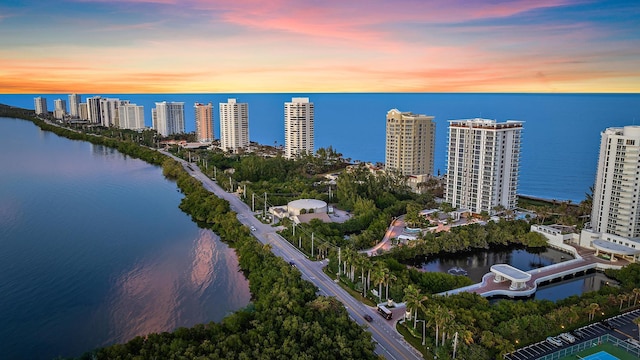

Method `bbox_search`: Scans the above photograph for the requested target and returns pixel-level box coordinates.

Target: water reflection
[415,247,573,283]
[107,229,249,345]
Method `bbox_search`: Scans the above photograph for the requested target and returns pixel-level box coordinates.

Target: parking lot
[504,309,640,360]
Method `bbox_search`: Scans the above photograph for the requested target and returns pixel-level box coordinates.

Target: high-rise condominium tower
[78,103,88,121]
[385,109,436,176]
[284,97,314,159]
[219,98,249,152]
[580,125,640,261]
[591,126,640,239]
[118,104,145,130]
[86,96,102,124]
[68,94,81,118]
[445,118,523,214]
[153,101,185,137]
[34,97,47,115]
[53,99,67,120]
[194,102,214,142]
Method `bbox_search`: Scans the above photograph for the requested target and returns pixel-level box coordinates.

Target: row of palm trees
[402,285,474,356]
[338,247,397,302]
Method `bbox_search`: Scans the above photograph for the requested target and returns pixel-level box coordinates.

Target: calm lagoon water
[416,247,612,301]
[0,118,250,359]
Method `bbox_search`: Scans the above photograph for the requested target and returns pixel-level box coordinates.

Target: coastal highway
[165,152,423,360]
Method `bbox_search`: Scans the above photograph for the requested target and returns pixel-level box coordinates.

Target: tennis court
[577,351,619,360]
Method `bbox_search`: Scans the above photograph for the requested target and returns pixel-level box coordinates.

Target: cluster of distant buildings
[34,95,314,158]
[33,95,639,262]
[384,110,639,262]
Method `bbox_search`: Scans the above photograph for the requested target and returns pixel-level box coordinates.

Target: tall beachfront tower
[86,96,102,124]
[153,101,185,137]
[284,97,314,159]
[445,118,523,214]
[68,94,81,118]
[385,109,436,176]
[119,103,145,130]
[579,125,640,261]
[591,126,640,239]
[34,97,47,115]
[53,99,67,119]
[219,98,249,152]
[194,102,214,143]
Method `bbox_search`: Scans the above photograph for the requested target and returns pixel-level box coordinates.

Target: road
[167,152,423,360]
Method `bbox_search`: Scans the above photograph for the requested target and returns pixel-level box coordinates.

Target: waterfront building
[445,118,523,214]
[118,104,145,130]
[68,94,81,118]
[194,102,214,142]
[100,98,128,127]
[86,96,102,124]
[580,126,640,262]
[284,97,314,159]
[219,98,249,152]
[34,97,47,115]
[385,109,435,177]
[78,103,88,121]
[53,99,67,120]
[153,101,185,137]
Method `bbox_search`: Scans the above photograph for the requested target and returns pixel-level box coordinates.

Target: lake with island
[0,117,250,359]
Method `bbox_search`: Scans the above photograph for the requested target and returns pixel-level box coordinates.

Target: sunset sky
[1,0,639,93]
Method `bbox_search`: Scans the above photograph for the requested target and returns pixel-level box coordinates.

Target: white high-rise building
[284,97,314,159]
[385,109,436,176]
[219,98,249,152]
[580,126,640,262]
[68,94,81,118]
[445,118,523,214]
[34,97,47,115]
[100,98,128,127]
[118,104,145,130]
[53,99,67,120]
[153,101,185,137]
[194,102,214,142]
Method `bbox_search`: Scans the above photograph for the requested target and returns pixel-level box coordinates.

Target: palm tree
[588,303,601,321]
[633,317,640,341]
[403,285,427,330]
[633,288,640,306]
[440,307,456,347]
[385,272,397,301]
[618,294,628,311]
[371,263,386,303]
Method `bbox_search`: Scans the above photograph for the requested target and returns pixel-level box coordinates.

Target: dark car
[601,320,614,329]
[364,314,373,322]
[289,261,296,267]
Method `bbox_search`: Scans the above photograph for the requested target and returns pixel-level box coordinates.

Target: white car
[250,226,256,231]
[559,332,576,343]
[546,336,562,347]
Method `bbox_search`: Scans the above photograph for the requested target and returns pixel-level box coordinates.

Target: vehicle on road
[289,261,296,267]
[377,305,392,320]
[250,225,256,231]
[546,336,562,347]
[559,332,576,343]
[364,314,373,322]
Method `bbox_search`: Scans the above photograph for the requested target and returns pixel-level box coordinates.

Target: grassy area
[517,195,557,208]
[557,342,638,360]
[396,321,436,359]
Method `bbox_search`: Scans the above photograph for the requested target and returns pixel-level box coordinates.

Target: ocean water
[2,93,639,202]
[0,118,250,359]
